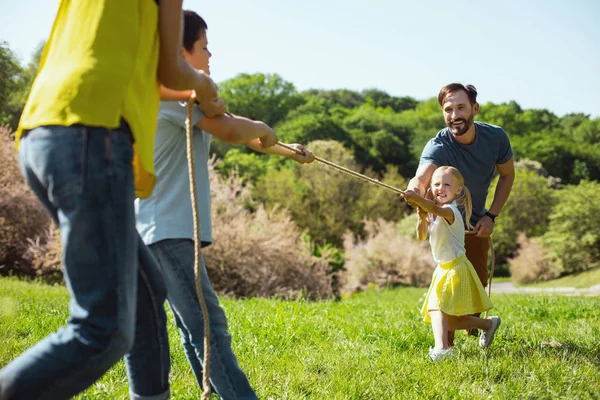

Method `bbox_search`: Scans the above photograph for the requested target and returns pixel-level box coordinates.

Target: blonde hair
[431,166,473,229]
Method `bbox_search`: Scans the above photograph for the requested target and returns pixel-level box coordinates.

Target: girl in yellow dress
[402,166,501,361]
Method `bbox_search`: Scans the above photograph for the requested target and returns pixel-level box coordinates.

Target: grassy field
[525,267,600,289]
[1,277,599,399]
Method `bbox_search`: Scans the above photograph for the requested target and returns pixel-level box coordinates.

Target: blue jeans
[150,239,257,400]
[0,125,170,400]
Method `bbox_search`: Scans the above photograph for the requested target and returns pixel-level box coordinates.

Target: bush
[204,158,334,299]
[509,233,559,285]
[255,140,410,246]
[487,166,556,267]
[340,218,435,294]
[541,180,600,274]
[0,125,52,275]
[22,227,63,281]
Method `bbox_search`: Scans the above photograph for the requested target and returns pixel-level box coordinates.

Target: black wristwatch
[485,211,497,222]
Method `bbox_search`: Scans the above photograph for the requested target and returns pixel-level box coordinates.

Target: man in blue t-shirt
[405,83,515,340]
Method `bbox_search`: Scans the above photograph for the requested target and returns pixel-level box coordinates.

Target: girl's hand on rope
[256,122,279,149]
[401,189,422,208]
[287,144,315,164]
[474,215,494,237]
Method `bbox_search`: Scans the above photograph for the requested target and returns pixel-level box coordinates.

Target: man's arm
[157,1,224,116]
[474,157,515,236]
[406,162,438,206]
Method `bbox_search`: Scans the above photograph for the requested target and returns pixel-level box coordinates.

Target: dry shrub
[509,233,559,285]
[0,124,53,275]
[203,158,334,299]
[341,218,435,294]
[22,226,63,279]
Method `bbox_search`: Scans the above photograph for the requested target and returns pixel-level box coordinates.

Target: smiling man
[404,83,515,341]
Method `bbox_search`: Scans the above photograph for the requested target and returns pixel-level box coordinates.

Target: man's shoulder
[428,127,451,143]
[475,121,508,137]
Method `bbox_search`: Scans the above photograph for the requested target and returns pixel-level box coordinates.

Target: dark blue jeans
[150,239,257,400]
[0,125,170,400]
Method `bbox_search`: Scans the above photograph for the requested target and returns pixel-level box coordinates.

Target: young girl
[402,166,501,361]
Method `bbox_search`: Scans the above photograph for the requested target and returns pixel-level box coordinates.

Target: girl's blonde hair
[431,166,473,229]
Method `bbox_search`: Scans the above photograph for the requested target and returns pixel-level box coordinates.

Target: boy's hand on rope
[193,71,226,117]
[256,122,279,149]
[287,144,315,164]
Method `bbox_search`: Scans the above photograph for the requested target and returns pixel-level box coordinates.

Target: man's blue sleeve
[419,138,444,167]
[497,128,513,164]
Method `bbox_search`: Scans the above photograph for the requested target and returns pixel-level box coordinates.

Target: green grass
[525,267,600,289]
[1,277,599,399]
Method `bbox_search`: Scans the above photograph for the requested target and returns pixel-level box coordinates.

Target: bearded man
[404,83,515,341]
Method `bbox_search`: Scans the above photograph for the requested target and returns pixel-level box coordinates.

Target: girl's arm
[401,190,455,225]
[416,208,429,241]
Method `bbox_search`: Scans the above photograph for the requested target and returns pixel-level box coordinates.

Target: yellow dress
[420,202,493,322]
[421,254,493,322]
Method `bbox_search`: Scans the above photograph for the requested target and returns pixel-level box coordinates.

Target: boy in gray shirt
[136,11,313,399]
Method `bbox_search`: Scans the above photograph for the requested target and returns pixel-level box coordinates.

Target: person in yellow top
[0,1,225,399]
[402,166,501,362]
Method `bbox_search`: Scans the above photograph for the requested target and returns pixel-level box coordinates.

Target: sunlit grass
[1,277,599,399]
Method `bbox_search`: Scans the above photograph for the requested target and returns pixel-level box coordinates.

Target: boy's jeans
[0,125,170,400]
[150,239,257,400]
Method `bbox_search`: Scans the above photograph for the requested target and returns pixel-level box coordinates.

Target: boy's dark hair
[438,83,478,106]
[183,10,208,53]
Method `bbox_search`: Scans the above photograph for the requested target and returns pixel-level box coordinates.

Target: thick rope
[277,142,495,303]
[275,142,405,195]
[185,99,212,400]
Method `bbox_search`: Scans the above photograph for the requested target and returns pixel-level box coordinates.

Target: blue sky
[1,0,599,117]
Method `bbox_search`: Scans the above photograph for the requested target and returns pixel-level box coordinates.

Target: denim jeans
[0,125,170,400]
[150,239,257,400]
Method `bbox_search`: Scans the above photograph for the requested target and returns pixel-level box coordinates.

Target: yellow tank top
[17,0,160,198]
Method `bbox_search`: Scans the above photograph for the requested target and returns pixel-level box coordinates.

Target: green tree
[275,97,351,145]
[0,42,24,127]
[361,88,417,113]
[218,73,305,127]
[487,166,556,268]
[343,104,413,174]
[542,180,600,274]
[396,98,444,162]
[302,89,364,109]
[256,141,367,246]
[215,148,273,184]
[0,41,44,129]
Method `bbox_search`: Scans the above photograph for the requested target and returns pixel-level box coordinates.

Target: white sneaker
[479,316,501,348]
[428,347,455,361]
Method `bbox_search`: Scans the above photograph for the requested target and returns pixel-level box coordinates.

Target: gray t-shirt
[419,121,513,225]
[136,101,213,246]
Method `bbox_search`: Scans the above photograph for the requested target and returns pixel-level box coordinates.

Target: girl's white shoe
[428,346,455,361]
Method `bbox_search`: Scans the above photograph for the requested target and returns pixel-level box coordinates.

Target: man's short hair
[183,10,208,53]
[438,83,478,106]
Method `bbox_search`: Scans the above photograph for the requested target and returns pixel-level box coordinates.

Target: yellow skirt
[421,254,493,323]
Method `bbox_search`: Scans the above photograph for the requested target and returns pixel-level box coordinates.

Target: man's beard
[447,114,474,136]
